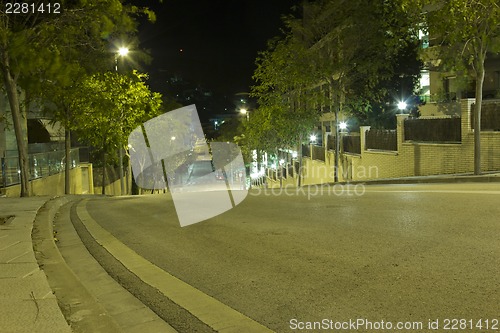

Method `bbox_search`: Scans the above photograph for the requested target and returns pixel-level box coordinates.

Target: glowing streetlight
[115,47,129,72]
[310,134,317,143]
[240,108,249,121]
[339,121,348,130]
[118,47,129,57]
[398,101,407,111]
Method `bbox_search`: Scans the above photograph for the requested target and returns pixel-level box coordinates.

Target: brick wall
[302,99,500,184]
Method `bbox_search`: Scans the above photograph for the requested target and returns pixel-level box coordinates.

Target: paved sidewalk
[0,197,71,333]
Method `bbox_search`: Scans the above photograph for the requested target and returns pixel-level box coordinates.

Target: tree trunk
[474,58,485,175]
[64,128,71,194]
[297,132,303,187]
[0,50,30,196]
[333,84,340,183]
[102,151,106,195]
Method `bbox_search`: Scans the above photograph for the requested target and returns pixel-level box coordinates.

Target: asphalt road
[84,183,500,332]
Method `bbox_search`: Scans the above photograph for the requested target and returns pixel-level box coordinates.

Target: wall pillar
[460,98,475,138]
[396,114,409,151]
[359,126,370,155]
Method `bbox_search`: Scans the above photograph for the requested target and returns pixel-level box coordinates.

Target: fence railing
[327,135,336,151]
[471,103,500,131]
[311,145,325,161]
[343,135,361,154]
[301,144,326,161]
[404,117,461,142]
[1,148,80,188]
[302,144,310,158]
[366,129,397,151]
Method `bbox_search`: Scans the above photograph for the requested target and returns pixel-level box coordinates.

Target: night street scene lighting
[1,1,500,333]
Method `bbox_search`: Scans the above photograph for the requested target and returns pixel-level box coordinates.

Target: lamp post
[116,47,129,71]
[309,134,317,161]
[116,47,129,195]
[398,101,407,113]
[330,119,348,183]
[240,108,249,121]
[339,121,347,131]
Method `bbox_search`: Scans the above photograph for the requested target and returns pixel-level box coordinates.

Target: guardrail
[1,148,80,188]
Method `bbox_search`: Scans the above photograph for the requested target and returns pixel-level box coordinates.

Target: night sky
[137,0,300,96]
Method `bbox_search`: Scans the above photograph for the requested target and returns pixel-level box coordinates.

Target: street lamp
[398,101,407,112]
[118,47,129,57]
[115,47,129,72]
[309,134,317,143]
[240,108,249,121]
[116,47,129,195]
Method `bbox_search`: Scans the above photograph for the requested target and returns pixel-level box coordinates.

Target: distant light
[292,151,298,158]
[171,136,176,140]
[339,121,347,130]
[214,121,218,125]
[398,101,407,110]
[118,47,129,57]
[240,108,248,114]
[310,134,317,142]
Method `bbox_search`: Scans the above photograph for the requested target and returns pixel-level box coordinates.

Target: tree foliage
[251,34,323,154]
[72,71,162,156]
[0,0,156,196]
[249,0,423,156]
[418,0,500,174]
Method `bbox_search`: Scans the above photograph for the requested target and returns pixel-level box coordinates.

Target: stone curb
[32,196,122,332]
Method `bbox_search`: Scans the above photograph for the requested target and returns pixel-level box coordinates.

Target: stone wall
[3,167,83,197]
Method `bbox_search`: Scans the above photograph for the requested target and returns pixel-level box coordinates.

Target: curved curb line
[33,196,120,333]
[76,199,274,333]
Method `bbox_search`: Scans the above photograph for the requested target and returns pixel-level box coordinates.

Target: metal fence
[366,129,398,151]
[471,103,500,131]
[302,144,310,158]
[404,117,461,142]
[311,145,325,161]
[1,148,80,188]
[327,135,336,151]
[343,135,361,154]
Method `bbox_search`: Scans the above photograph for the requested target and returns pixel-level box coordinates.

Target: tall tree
[250,0,421,181]
[0,0,156,196]
[251,34,322,156]
[420,0,500,174]
[71,71,162,194]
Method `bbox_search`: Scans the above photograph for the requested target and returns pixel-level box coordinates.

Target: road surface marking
[76,199,274,333]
